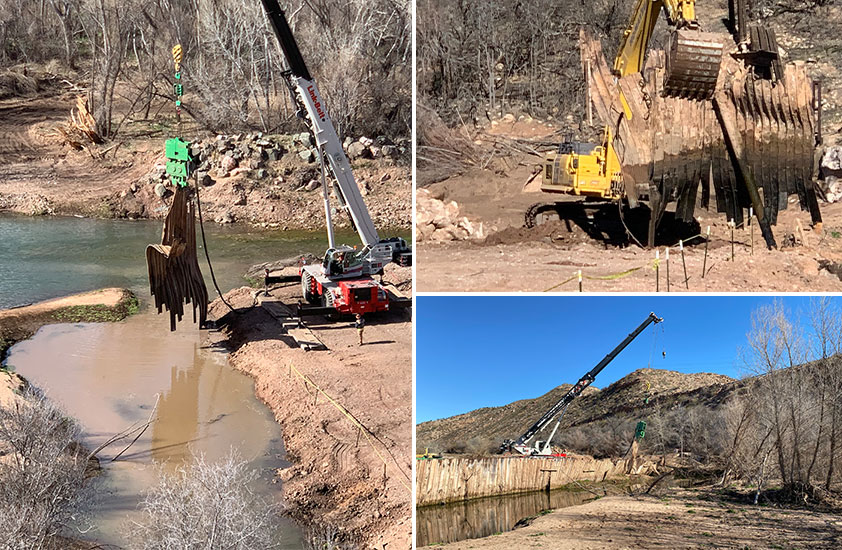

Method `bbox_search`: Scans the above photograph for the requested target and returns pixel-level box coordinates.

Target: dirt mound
[208,283,411,549]
[482,220,590,246]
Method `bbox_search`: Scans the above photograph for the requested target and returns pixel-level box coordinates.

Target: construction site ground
[417,118,842,293]
[428,486,842,549]
[206,271,412,549]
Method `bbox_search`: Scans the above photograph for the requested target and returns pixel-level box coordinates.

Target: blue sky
[416,295,830,423]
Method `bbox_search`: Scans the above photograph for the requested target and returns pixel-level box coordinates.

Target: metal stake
[702,225,710,278]
[665,247,670,292]
[578,269,583,293]
[680,240,689,289]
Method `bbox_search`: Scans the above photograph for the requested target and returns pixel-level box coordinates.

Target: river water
[0,213,408,547]
[0,212,378,309]
[416,488,593,547]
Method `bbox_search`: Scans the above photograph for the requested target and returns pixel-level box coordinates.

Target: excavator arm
[613,0,723,100]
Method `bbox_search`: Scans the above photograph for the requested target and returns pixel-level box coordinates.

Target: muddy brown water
[0,214,408,546]
[416,489,593,547]
[6,311,304,547]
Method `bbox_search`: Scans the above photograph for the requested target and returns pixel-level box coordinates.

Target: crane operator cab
[323,246,365,279]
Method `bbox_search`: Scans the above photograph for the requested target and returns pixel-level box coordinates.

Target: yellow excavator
[530,0,821,248]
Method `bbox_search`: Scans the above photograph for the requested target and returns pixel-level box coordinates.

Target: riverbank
[0,93,411,230]
[207,266,412,548]
[0,288,138,362]
[427,487,842,549]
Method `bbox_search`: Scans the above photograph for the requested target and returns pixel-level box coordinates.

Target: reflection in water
[5,312,303,548]
[150,349,201,465]
[416,488,592,547]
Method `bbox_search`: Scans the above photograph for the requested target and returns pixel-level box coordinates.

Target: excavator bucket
[146,186,208,331]
[663,29,724,100]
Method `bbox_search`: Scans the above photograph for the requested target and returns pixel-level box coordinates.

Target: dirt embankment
[0,288,137,362]
[0,85,410,230]
[206,268,412,548]
[428,488,842,549]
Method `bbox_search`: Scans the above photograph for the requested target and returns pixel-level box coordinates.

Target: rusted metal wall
[416,456,624,506]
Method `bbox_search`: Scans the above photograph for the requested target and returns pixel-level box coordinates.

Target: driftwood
[146,186,209,331]
[58,95,104,149]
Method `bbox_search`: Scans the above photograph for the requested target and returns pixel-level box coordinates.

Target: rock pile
[134,132,408,199]
[820,146,842,203]
[416,188,484,241]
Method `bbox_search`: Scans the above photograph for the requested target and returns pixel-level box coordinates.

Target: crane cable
[193,174,238,315]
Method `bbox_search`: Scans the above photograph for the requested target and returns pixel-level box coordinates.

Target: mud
[207,274,412,549]
[0,288,134,361]
[417,121,842,292]
[428,488,842,549]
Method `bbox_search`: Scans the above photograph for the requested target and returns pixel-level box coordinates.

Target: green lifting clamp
[165,44,192,188]
[634,420,647,441]
[165,137,193,188]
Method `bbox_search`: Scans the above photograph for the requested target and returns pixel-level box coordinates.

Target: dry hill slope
[416,368,735,455]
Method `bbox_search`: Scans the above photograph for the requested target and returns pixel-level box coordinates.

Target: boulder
[304,179,320,191]
[154,183,167,198]
[347,142,369,159]
[824,176,842,203]
[221,154,238,173]
[214,210,235,224]
[415,188,484,241]
[299,149,315,162]
[197,171,215,187]
[821,146,842,179]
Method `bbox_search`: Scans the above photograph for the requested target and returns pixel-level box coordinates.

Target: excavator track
[664,29,724,100]
[524,200,635,244]
[525,201,609,228]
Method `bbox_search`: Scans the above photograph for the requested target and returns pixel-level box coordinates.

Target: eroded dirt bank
[207,269,412,548]
[429,488,842,549]
[0,287,136,361]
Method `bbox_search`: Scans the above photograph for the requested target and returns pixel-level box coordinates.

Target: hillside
[416,368,736,455]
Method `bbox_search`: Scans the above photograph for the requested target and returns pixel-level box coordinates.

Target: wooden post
[541,469,558,493]
[586,60,593,126]
[749,207,754,255]
[730,221,735,261]
[665,248,670,292]
[702,226,710,278]
[680,240,689,289]
[655,250,660,292]
[578,269,583,292]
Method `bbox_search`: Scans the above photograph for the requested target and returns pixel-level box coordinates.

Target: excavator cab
[541,130,622,200]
